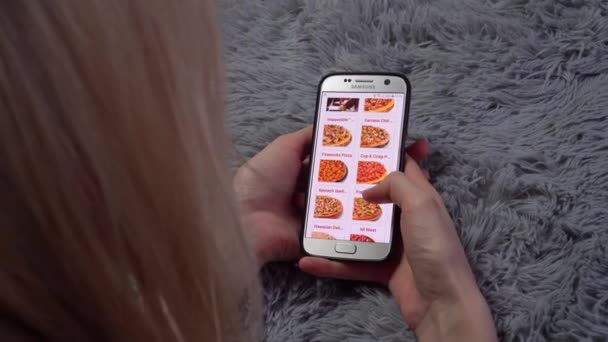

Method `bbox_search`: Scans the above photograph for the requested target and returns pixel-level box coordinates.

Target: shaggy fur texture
[222,1,608,340]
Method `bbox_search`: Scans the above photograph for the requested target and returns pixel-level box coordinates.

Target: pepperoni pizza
[350,234,375,243]
[318,160,348,182]
[356,161,387,184]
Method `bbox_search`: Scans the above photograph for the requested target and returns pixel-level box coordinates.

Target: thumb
[271,125,313,160]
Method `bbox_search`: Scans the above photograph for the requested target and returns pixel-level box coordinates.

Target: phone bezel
[301,72,411,261]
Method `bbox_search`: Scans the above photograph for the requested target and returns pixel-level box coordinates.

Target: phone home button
[335,243,357,254]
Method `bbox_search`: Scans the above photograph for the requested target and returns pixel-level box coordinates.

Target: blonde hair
[0,1,260,341]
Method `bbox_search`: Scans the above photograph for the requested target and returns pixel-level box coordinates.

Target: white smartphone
[301,73,411,261]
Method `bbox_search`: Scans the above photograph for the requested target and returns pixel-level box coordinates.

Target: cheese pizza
[312,231,336,240]
[323,125,352,147]
[364,98,395,112]
[360,125,390,148]
[314,195,343,219]
[352,198,382,221]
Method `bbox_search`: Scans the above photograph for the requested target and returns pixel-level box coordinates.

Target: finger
[274,125,313,160]
[302,156,310,167]
[298,257,391,285]
[362,172,421,208]
[403,155,431,188]
[252,125,312,167]
[296,162,310,191]
[405,139,430,163]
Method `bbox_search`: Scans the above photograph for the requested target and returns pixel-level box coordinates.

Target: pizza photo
[360,125,390,148]
[356,161,387,184]
[312,231,336,240]
[318,159,348,182]
[364,98,395,112]
[352,198,382,221]
[327,98,359,112]
[314,195,343,219]
[323,124,352,147]
[350,234,375,243]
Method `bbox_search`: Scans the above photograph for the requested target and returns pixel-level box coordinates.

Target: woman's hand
[298,157,497,340]
[233,126,313,269]
[234,126,432,271]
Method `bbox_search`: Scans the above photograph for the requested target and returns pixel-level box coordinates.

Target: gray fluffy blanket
[222,1,608,341]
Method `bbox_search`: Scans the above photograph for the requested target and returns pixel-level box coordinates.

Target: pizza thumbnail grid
[311,96,397,243]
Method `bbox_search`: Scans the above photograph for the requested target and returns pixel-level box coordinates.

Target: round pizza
[364,98,395,112]
[356,161,387,184]
[323,125,352,147]
[312,231,336,240]
[318,160,348,182]
[350,234,375,243]
[314,195,343,219]
[360,125,390,148]
[352,198,382,221]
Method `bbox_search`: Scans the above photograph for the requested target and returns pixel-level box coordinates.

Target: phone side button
[335,243,357,254]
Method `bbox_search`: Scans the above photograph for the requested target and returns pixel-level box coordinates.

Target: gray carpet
[222,1,608,341]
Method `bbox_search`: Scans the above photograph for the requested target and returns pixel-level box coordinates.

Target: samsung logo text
[351,84,375,90]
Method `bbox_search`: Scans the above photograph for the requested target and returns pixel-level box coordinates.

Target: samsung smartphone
[301,73,410,261]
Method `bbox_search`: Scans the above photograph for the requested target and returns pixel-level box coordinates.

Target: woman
[0,1,496,341]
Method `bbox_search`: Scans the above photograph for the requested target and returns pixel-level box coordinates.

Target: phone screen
[304,91,407,244]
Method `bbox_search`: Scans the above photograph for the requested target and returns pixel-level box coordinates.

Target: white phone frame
[301,73,410,261]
